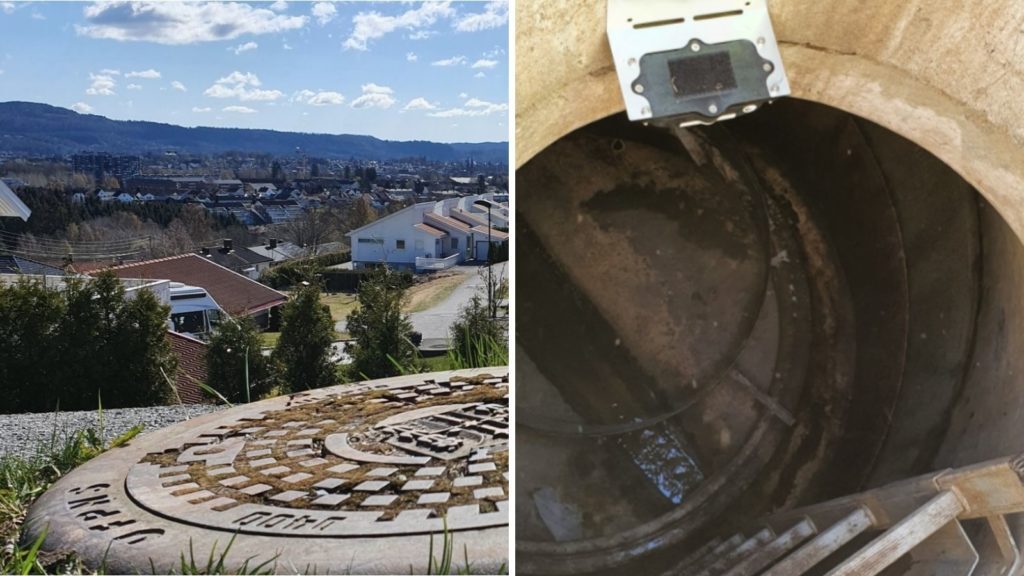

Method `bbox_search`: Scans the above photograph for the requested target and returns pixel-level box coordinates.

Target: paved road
[410,262,507,341]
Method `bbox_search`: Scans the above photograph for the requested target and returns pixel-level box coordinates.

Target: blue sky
[0,1,508,143]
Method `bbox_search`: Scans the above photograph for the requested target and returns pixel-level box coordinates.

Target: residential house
[0,255,65,276]
[197,239,273,279]
[347,193,509,272]
[92,254,288,327]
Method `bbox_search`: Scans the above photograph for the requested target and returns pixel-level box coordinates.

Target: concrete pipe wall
[517,1,1024,573]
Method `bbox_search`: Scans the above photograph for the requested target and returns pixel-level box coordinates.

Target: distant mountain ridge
[0,102,508,163]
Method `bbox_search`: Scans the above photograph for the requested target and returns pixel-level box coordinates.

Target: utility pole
[473,198,495,319]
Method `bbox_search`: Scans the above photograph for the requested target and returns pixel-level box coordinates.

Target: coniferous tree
[206,317,273,403]
[346,266,416,379]
[274,283,337,391]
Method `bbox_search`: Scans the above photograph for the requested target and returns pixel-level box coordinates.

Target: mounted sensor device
[608,0,790,126]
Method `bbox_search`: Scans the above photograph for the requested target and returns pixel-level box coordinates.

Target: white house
[347,193,509,272]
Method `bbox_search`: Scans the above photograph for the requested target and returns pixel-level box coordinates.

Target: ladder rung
[696,528,774,576]
[826,490,965,576]
[722,518,817,576]
[763,506,875,576]
[688,534,746,575]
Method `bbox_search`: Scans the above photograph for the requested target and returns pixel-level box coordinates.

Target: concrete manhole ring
[23,368,509,574]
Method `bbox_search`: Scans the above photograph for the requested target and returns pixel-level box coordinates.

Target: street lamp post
[473,199,495,319]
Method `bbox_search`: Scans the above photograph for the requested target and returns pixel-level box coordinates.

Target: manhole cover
[24,369,509,574]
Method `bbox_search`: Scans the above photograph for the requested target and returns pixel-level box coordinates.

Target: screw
[763,63,773,73]
[743,104,758,114]
[634,83,645,94]
[691,42,701,52]
[708,104,718,114]
[627,57,637,66]
[757,37,766,46]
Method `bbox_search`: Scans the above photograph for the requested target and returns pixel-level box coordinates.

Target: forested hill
[0,102,508,163]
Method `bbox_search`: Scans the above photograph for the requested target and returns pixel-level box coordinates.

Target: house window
[396,239,406,250]
[451,238,459,250]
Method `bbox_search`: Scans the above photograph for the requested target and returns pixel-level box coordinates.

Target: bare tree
[281,208,340,254]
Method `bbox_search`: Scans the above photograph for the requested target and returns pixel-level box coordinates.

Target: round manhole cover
[24,368,509,574]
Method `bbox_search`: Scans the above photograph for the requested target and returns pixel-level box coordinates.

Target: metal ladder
[663,455,1024,575]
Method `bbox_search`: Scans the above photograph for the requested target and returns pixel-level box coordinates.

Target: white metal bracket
[607,0,791,126]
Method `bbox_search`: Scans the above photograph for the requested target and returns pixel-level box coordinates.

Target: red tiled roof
[89,253,288,316]
[167,331,209,404]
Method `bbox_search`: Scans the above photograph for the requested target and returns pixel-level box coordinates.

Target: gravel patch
[0,404,226,460]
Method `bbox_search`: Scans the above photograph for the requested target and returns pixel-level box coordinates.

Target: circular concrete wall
[516,0,1024,244]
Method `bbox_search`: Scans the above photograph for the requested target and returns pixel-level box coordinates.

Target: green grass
[0,421,143,575]
[258,331,281,348]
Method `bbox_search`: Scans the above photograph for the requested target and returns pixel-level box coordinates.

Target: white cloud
[232,41,258,55]
[127,83,142,90]
[100,68,121,76]
[268,0,288,12]
[429,98,507,118]
[406,52,417,62]
[294,89,345,106]
[343,2,454,51]
[204,71,282,101]
[192,106,212,112]
[453,0,508,32]
[171,80,187,92]
[30,11,43,20]
[311,2,336,26]
[471,59,498,69]
[432,55,466,67]
[482,46,505,59]
[474,72,486,78]
[125,68,160,79]
[223,105,256,114]
[403,97,437,111]
[350,83,395,109]
[0,3,14,15]
[71,102,94,114]
[408,30,435,40]
[282,41,293,50]
[86,72,117,96]
[458,92,468,99]
[77,2,307,45]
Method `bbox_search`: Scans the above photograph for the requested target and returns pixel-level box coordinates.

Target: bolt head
[743,104,758,114]
[634,83,645,94]
[708,104,719,114]
[690,42,701,52]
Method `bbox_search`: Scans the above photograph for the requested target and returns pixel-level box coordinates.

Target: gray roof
[0,180,31,221]
[0,255,65,276]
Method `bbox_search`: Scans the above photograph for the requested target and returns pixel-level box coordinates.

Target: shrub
[449,295,507,368]
[0,272,175,413]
